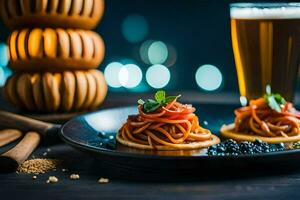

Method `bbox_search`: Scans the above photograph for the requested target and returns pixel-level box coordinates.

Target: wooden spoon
[0,129,22,147]
[0,132,40,172]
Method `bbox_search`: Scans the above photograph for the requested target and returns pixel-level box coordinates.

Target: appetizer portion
[117,91,220,150]
[221,92,300,144]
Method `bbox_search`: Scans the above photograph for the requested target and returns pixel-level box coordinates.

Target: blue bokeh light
[104,62,123,88]
[195,64,223,91]
[0,43,8,67]
[119,64,143,88]
[146,64,170,89]
[0,67,6,87]
[122,14,149,43]
[148,41,168,64]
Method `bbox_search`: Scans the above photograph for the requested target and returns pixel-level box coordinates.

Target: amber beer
[231,4,300,101]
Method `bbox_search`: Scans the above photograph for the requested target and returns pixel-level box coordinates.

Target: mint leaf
[274,93,286,105]
[139,91,181,113]
[137,99,145,105]
[266,95,281,112]
[155,90,166,104]
[143,100,160,113]
[264,92,286,113]
[165,95,181,103]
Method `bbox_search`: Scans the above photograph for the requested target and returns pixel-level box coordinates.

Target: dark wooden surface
[2,92,300,200]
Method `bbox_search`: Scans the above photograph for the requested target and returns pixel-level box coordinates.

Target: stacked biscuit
[1,0,107,113]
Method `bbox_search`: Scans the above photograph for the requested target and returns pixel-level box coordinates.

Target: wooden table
[1,92,300,199]
[2,143,300,200]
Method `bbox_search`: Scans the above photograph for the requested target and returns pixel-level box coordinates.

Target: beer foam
[231,6,300,19]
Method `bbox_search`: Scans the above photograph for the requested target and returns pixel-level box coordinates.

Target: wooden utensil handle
[0,111,60,142]
[0,129,22,147]
[0,132,41,172]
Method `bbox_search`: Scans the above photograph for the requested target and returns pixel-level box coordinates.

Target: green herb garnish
[138,90,181,113]
[264,90,286,113]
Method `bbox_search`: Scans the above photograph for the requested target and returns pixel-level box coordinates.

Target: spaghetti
[117,97,220,150]
[221,96,300,143]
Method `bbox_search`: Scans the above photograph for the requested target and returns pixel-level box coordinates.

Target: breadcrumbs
[17,159,59,174]
[70,174,80,180]
[47,176,58,183]
[98,177,109,183]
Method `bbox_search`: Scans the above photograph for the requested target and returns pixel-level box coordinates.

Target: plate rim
[60,105,300,160]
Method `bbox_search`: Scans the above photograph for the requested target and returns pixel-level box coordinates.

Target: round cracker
[43,28,57,58]
[78,30,94,59]
[82,71,97,110]
[49,0,59,14]
[7,0,19,17]
[82,0,93,16]
[17,29,29,60]
[56,28,70,58]
[116,132,220,151]
[28,28,43,58]
[31,73,45,111]
[42,72,61,112]
[67,29,83,59]
[90,70,107,109]
[61,71,76,112]
[74,71,88,110]
[9,30,19,61]
[16,73,35,111]
[35,0,48,13]
[20,0,31,15]
[90,31,105,62]
[58,0,72,14]
[69,0,83,15]
[5,75,23,108]
[220,123,300,144]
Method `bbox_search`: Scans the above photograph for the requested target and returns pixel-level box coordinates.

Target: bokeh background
[0,0,299,96]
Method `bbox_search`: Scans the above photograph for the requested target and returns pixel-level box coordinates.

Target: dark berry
[217,145,226,153]
[239,141,254,154]
[208,139,284,156]
[253,145,263,153]
[276,143,285,151]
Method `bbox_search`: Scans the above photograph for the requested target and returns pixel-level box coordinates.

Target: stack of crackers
[0,0,107,113]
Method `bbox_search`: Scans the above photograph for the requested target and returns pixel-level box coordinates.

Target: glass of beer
[230,3,300,101]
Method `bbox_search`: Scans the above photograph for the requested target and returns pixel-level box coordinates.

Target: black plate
[60,104,300,176]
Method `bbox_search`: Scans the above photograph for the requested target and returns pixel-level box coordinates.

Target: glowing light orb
[122,15,148,43]
[148,41,168,64]
[0,43,8,67]
[104,62,123,88]
[195,64,223,91]
[0,67,5,87]
[119,64,143,88]
[146,64,170,89]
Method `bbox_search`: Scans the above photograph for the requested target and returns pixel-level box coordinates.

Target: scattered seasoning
[98,177,109,184]
[46,148,51,152]
[70,174,80,180]
[43,152,48,157]
[17,159,60,174]
[62,168,68,172]
[47,176,58,183]
[292,142,300,149]
[32,176,37,180]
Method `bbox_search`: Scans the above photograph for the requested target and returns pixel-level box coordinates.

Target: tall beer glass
[230,3,300,101]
